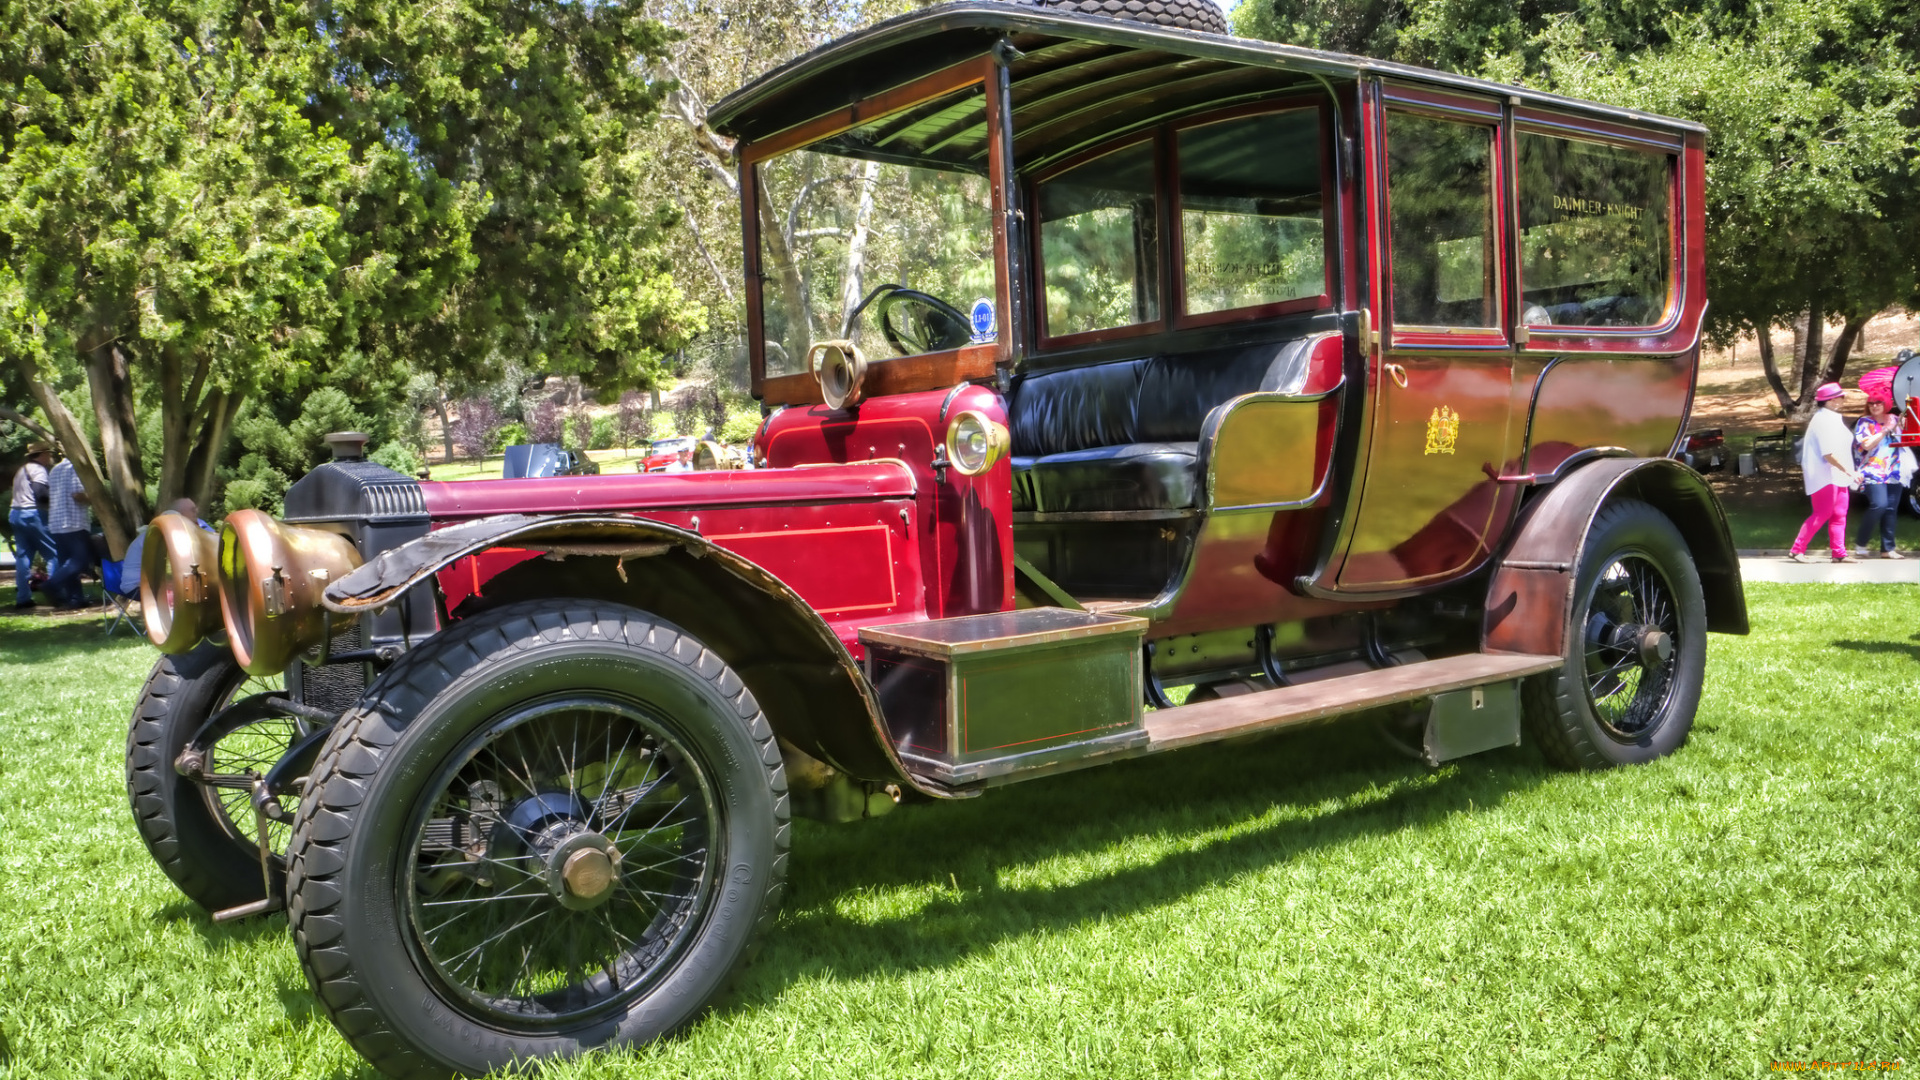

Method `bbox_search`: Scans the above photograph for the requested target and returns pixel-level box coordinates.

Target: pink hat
[1814,382,1845,402]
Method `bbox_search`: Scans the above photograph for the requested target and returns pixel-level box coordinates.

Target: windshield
[754,84,997,379]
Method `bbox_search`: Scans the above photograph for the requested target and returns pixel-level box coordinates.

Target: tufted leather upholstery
[1008,337,1319,512]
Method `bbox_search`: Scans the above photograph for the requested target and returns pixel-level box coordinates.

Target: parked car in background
[640,435,697,471]
[501,443,599,478]
[1678,428,1726,472]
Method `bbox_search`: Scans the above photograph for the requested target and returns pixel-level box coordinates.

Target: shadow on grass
[1830,639,1920,662]
[152,898,291,949]
[725,719,1549,1002]
[0,613,149,661]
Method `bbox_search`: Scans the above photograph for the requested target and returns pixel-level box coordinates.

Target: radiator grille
[302,622,368,714]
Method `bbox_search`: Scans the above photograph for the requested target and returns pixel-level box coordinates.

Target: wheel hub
[545,830,622,910]
[1636,627,1672,667]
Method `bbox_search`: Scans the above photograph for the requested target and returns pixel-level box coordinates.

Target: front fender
[324,513,960,799]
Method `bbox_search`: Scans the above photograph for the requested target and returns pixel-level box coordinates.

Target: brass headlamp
[217,509,363,675]
[141,512,223,654]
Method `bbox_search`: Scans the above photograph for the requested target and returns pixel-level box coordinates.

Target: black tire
[285,599,790,1080]
[125,643,299,912]
[1522,499,1707,770]
[1011,0,1230,35]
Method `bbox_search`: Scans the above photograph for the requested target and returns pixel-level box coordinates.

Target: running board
[1145,652,1563,753]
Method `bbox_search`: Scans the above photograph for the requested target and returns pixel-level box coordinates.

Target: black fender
[1483,457,1748,657]
[324,513,958,799]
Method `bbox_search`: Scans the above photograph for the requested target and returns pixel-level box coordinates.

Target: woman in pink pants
[1789,382,1863,562]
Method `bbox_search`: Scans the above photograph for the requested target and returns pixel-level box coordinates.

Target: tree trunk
[18,353,134,559]
[183,389,243,515]
[435,386,455,464]
[83,340,151,529]
[1758,328,1795,416]
[1788,301,1827,423]
[1820,315,1870,387]
[0,405,56,443]
[837,160,881,342]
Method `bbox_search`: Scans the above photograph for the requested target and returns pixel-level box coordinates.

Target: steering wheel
[852,285,972,356]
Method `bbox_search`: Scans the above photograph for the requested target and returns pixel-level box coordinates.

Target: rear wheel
[1522,499,1707,769]
[286,599,788,1079]
[125,644,298,912]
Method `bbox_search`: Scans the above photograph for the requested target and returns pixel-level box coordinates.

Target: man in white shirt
[663,446,695,473]
[1789,383,1863,563]
[44,453,93,608]
[8,443,58,608]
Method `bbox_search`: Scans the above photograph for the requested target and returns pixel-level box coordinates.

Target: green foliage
[492,422,530,454]
[368,441,423,477]
[720,406,762,444]
[223,452,290,516]
[590,415,617,451]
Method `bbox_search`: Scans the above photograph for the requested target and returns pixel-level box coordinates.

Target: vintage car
[500,443,600,479]
[638,434,697,471]
[125,3,1746,1076]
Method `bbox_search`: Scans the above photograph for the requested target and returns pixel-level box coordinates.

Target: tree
[2,0,705,554]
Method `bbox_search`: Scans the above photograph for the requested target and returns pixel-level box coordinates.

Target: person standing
[44,450,94,607]
[1789,383,1863,563]
[8,443,58,608]
[1852,393,1905,559]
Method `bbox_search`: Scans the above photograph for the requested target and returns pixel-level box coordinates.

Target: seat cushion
[1006,359,1145,457]
[1019,442,1200,513]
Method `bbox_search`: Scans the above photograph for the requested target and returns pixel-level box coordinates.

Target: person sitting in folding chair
[101,525,147,636]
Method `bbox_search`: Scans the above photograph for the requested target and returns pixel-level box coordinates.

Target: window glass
[1386,113,1497,328]
[1037,139,1160,338]
[756,85,995,378]
[1516,133,1672,327]
[1178,110,1326,316]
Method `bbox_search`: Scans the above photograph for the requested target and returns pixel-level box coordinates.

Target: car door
[1336,85,1519,591]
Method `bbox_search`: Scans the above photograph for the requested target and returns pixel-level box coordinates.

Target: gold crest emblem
[1424,406,1459,455]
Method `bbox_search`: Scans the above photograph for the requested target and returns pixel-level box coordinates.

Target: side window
[1515,133,1672,328]
[1385,112,1498,329]
[1177,109,1326,316]
[1036,139,1160,339]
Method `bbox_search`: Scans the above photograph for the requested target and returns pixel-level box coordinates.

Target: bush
[368,442,423,477]
[590,415,616,450]
[492,422,529,452]
[223,453,289,516]
[720,406,762,444]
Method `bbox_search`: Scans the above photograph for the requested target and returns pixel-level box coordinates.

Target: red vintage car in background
[126,3,1744,1076]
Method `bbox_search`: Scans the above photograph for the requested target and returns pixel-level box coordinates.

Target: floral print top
[1854,416,1901,484]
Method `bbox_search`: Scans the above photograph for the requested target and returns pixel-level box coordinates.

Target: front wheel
[1522,498,1707,769]
[286,599,789,1079]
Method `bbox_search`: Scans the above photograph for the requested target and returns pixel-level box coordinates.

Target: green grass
[2,585,1917,1078]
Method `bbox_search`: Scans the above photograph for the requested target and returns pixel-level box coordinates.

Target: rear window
[1177,110,1326,317]
[1036,139,1161,338]
[1515,133,1673,328]
[1385,112,1499,329]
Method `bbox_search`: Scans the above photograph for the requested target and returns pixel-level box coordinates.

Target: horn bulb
[142,512,224,654]
[217,509,362,675]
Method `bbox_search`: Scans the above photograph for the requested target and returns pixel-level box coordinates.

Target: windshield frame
[740,55,1013,407]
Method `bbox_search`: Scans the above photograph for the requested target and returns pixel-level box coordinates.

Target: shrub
[720,406,761,444]
[492,422,528,452]
[590,415,616,450]
[527,400,561,445]
[369,442,423,476]
[449,397,503,460]
[616,391,652,449]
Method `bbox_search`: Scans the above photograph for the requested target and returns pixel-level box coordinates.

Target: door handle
[1383,362,1409,389]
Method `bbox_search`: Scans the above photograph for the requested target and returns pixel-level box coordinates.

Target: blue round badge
[969,298,996,342]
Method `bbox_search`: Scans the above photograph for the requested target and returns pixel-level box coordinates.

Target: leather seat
[1008,336,1321,514]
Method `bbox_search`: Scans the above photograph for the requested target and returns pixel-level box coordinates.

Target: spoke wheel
[1522,498,1707,769]
[404,696,720,1027]
[287,599,788,1079]
[126,645,300,913]
[1579,554,1679,741]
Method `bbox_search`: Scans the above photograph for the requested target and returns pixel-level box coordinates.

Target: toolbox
[860,608,1149,784]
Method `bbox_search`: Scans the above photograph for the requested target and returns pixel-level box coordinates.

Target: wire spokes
[403,696,720,1027]
[1582,554,1679,740]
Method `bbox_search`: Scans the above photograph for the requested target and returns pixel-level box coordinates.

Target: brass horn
[141,512,223,654]
[217,509,362,675]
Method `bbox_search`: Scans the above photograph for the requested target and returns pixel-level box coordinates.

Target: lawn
[1,584,1916,1078]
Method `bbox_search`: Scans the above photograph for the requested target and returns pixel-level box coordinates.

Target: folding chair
[102,557,141,637]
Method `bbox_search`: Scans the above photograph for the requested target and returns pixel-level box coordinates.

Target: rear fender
[1483,457,1748,657]
[323,513,955,799]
